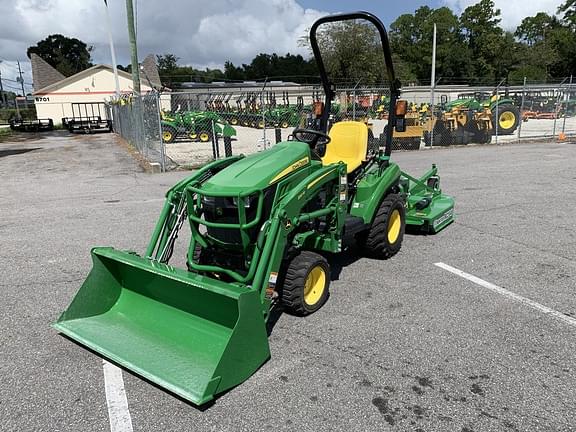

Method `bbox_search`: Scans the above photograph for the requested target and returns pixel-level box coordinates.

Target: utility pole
[125,0,141,95]
[429,23,437,146]
[0,69,7,108]
[17,61,27,107]
[125,0,144,155]
[104,0,121,97]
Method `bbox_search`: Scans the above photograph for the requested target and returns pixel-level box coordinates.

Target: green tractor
[54,12,454,405]
[161,110,236,143]
[446,92,521,135]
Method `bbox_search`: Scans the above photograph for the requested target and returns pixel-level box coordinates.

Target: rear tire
[281,251,330,316]
[360,193,405,259]
[493,104,520,135]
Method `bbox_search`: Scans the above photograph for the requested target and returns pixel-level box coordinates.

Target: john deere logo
[291,157,309,170]
[433,208,453,228]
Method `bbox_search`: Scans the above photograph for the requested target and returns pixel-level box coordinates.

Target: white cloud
[0,0,326,81]
[443,0,561,29]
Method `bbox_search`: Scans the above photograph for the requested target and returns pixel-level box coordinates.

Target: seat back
[322,121,368,173]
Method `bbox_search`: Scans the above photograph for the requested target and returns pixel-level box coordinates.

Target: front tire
[281,251,330,316]
[360,193,405,258]
[162,126,176,143]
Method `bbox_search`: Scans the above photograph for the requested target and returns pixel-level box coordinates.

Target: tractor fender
[349,163,401,224]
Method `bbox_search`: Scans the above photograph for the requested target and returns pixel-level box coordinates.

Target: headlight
[233,193,257,208]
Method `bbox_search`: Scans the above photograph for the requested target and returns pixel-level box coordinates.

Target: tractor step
[343,215,369,245]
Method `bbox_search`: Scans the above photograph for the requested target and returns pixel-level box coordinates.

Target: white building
[31,53,163,125]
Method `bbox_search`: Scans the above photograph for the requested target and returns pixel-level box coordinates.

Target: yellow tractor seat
[322,121,369,173]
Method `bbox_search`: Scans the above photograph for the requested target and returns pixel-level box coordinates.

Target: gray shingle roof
[141,54,162,89]
[30,53,66,92]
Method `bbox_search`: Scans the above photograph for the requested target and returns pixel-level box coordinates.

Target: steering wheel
[292,128,331,148]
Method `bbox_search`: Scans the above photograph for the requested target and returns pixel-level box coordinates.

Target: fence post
[517,77,526,144]
[155,92,166,172]
[562,75,572,135]
[260,79,268,150]
[552,77,567,139]
[211,119,219,159]
[223,136,232,157]
[275,128,282,144]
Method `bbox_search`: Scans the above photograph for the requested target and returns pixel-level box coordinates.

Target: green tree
[515,13,560,45]
[558,0,576,27]
[390,6,472,83]
[224,61,245,81]
[459,0,522,82]
[156,54,180,73]
[27,34,93,76]
[299,20,390,85]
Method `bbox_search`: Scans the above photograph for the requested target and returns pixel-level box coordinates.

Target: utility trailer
[63,102,112,133]
[9,118,54,132]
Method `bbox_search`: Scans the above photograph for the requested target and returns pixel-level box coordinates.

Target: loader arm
[145,155,244,261]
[252,162,348,306]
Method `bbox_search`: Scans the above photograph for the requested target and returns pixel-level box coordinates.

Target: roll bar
[309,11,402,156]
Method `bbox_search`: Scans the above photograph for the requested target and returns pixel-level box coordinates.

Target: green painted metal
[401,166,455,233]
[349,157,401,224]
[161,110,237,142]
[53,247,270,405]
[54,11,456,406]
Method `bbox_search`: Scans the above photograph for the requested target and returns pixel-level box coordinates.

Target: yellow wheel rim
[387,209,401,244]
[304,266,326,306]
[230,118,238,125]
[499,111,516,129]
[258,121,265,128]
[190,133,198,139]
[281,121,289,128]
[199,133,210,142]
[162,131,172,141]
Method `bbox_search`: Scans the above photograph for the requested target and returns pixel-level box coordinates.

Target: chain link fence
[109,92,166,170]
[108,78,576,171]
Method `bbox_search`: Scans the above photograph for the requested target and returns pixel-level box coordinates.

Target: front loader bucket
[53,247,270,405]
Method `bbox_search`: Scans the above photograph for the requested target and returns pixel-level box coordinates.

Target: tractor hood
[201,141,311,193]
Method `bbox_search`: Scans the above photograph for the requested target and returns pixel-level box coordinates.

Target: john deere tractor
[447,92,521,135]
[54,12,454,405]
[161,110,236,143]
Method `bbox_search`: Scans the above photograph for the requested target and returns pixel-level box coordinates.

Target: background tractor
[423,105,492,146]
[161,110,236,143]
[54,11,454,405]
[447,92,521,135]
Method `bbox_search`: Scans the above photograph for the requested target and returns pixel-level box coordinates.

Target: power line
[1,76,34,85]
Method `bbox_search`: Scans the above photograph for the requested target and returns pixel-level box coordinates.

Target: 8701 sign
[35,97,49,102]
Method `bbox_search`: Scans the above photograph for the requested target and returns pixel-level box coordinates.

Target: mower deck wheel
[281,251,330,316]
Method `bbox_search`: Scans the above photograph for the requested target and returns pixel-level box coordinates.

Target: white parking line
[103,360,133,432]
[435,262,576,328]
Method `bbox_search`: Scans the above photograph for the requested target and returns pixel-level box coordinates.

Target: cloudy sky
[0,0,563,93]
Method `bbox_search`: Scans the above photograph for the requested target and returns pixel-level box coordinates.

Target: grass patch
[0,127,13,142]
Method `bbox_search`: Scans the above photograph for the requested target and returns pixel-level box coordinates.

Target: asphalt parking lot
[1,131,575,431]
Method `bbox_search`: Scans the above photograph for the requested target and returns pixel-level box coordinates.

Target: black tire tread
[281,251,330,316]
[361,193,405,259]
